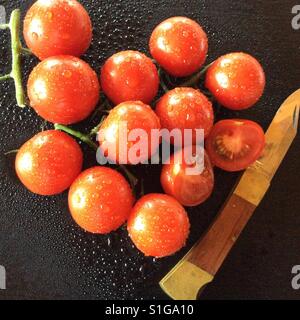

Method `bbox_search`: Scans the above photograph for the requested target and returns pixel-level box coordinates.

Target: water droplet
[47,12,53,20]
[63,70,72,78]
[182,30,189,38]
[32,32,39,40]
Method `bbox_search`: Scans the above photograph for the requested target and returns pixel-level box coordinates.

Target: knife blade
[160,89,300,300]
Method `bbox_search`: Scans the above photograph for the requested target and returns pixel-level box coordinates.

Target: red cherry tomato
[205,52,266,110]
[206,119,265,172]
[101,51,159,105]
[69,167,135,234]
[150,17,208,77]
[99,101,161,165]
[155,87,214,146]
[23,0,92,60]
[15,130,83,196]
[27,56,100,125]
[161,146,214,207]
[127,194,190,258]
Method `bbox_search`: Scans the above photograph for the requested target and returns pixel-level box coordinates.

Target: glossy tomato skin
[161,146,214,207]
[28,56,100,124]
[206,119,265,172]
[23,0,92,60]
[150,17,208,77]
[15,130,83,196]
[99,101,161,165]
[127,194,190,258]
[101,51,159,105]
[156,87,214,146]
[205,52,266,110]
[69,167,135,234]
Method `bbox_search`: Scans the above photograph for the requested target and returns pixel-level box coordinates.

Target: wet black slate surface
[0,0,300,300]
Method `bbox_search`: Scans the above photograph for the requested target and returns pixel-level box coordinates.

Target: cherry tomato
[99,101,161,165]
[23,0,92,60]
[155,87,214,146]
[101,51,159,105]
[205,52,266,110]
[15,130,83,196]
[149,17,208,77]
[69,167,135,234]
[161,146,214,207]
[27,56,100,125]
[127,194,190,258]
[206,119,265,172]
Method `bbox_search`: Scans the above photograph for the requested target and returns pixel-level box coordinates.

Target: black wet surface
[0,0,300,300]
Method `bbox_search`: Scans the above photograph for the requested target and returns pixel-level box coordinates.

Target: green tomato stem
[89,115,107,137]
[158,68,169,93]
[179,62,214,88]
[119,165,139,189]
[54,124,98,151]
[0,74,11,81]
[0,10,27,108]
[139,178,145,197]
[9,9,26,108]
[4,149,19,155]
[0,24,9,30]
[21,47,32,56]
[54,124,139,190]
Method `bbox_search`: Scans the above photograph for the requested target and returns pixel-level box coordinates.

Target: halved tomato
[161,146,214,207]
[206,119,265,172]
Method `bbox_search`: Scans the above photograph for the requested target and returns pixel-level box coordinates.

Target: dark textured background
[0,0,300,300]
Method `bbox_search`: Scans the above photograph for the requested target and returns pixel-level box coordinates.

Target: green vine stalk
[0,9,28,108]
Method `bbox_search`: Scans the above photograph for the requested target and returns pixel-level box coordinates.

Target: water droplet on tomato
[32,32,39,40]
[182,30,189,38]
[63,70,72,78]
[47,11,53,20]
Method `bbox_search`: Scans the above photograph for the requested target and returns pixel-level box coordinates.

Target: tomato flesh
[205,52,265,110]
[127,194,190,258]
[69,167,135,234]
[206,119,265,172]
[27,56,100,125]
[161,146,214,207]
[15,130,83,196]
[101,51,159,105]
[24,0,92,60]
[150,16,208,77]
